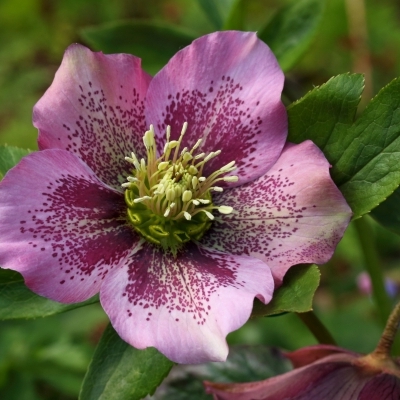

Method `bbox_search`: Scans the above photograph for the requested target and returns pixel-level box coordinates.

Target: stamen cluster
[122,123,237,254]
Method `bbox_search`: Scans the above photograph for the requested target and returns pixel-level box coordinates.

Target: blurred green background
[1,0,400,398]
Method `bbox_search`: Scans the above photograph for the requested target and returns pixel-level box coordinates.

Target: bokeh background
[1,0,400,398]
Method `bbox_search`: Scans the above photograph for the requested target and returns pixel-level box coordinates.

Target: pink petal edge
[0,149,139,302]
[100,242,273,364]
[202,140,352,284]
[34,43,152,189]
[145,31,287,187]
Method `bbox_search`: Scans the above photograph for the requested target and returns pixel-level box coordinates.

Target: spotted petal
[34,44,152,189]
[145,31,287,186]
[0,149,138,302]
[100,243,273,364]
[202,141,352,284]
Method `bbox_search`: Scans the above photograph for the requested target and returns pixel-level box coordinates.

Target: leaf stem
[353,216,392,324]
[297,311,337,345]
[373,301,400,358]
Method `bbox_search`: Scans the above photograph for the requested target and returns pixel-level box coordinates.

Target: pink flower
[0,31,351,364]
[204,344,400,399]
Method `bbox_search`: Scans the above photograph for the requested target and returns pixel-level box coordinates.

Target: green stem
[373,301,400,358]
[297,311,337,345]
[353,216,392,324]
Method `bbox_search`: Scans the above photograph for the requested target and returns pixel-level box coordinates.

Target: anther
[204,150,221,163]
[223,176,239,182]
[143,128,155,149]
[180,121,188,137]
[191,138,203,152]
[203,210,214,220]
[133,196,152,203]
[180,147,188,156]
[220,161,236,172]
[125,153,141,170]
[218,206,233,214]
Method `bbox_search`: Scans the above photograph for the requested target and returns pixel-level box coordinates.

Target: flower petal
[286,344,359,368]
[145,31,287,186]
[34,44,152,189]
[0,149,138,302]
[205,353,366,400]
[359,374,400,400]
[100,242,273,364]
[202,141,352,284]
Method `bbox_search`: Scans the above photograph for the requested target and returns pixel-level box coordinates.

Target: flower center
[122,122,237,255]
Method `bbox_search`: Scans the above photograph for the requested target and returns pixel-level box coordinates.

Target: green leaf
[371,187,400,235]
[287,73,365,165]
[197,0,223,30]
[0,269,98,320]
[0,145,31,179]
[251,264,320,317]
[81,21,196,75]
[79,324,173,400]
[288,75,400,218]
[222,0,245,30]
[259,0,327,71]
[333,78,400,217]
[152,345,291,399]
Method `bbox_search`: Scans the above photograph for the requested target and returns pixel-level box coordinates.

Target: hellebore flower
[0,31,351,364]
[205,303,400,400]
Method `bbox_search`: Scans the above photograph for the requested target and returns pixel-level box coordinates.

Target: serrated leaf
[81,21,196,75]
[0,269,98,320]
[0,145,31,179]
[251,264,320,317]
[80,324,174,400]
[287,73,365,165]
[371,187,400,235]
[151,345,291,399]
[333,78,400,217]
[197,0,223,29]
[259,0,327,71]
[288,75,400,218]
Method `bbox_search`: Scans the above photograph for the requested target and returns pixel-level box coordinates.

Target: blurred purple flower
[357,272,398,298]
